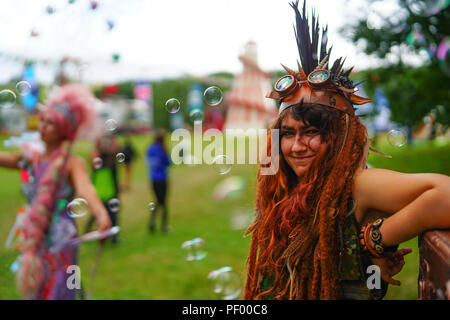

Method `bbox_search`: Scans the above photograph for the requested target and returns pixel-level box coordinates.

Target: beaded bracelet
[359,218,398,258]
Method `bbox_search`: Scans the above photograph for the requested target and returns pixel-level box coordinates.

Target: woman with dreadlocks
[0,84,111,299]
[244,1,450,300]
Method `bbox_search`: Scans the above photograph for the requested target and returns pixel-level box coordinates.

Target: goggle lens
[308,70,329,84]
[275,75,294,92]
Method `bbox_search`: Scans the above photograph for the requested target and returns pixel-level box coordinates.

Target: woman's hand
[370,248,412,286]
[354,169,450,245]
[0,152,22,169]
[69,155,112,233]
[96,211,112,232]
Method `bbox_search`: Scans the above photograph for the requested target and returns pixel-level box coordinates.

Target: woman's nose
[292,134,308,153]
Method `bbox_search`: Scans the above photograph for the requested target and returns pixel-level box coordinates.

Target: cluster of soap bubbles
[178,177,247,299]
[0,80,33,109]
[406,0,449,17]
[164,86,223,120]
[406,29,426,46]
[163,87,233,175]
[67,197,120,217]
[148,201,157,211]
[180,236,243,299]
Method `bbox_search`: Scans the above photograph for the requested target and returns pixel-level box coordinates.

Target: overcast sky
[0,0,426,84]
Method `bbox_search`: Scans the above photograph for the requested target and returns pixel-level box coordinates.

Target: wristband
[359,218,398,258]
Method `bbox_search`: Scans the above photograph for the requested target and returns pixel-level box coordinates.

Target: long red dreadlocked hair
[244,103,368,299]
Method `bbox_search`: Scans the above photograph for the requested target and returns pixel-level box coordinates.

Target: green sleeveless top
[261,200,388,300]
[339,205,387,300]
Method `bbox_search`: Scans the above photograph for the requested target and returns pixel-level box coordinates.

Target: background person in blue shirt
[146,129,171,234]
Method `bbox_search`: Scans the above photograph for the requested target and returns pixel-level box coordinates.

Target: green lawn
[0,133,448,300]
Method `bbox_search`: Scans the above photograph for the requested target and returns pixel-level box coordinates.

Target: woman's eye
[305,129,319,135]
[281,131,294,137]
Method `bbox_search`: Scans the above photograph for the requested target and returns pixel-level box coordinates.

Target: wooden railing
[418,230,450,300]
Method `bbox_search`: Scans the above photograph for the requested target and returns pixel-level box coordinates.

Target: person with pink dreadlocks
[0,84,111,299]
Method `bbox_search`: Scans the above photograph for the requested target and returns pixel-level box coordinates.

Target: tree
[341,0,449,130]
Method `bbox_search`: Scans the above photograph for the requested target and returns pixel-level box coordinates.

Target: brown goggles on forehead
[268,69,360,116]
[274,69,331,96]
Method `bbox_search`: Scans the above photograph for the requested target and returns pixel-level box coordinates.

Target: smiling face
[280,112,328,177]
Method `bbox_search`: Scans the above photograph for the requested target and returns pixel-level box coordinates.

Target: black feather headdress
[266,0,373,117]
[267,0,391,158]
[290,0,353,89]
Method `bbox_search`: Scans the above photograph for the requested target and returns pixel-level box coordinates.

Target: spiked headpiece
[267,0,372,116]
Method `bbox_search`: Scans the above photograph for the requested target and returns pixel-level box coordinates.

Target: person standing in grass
[0,84,111,299]
[146,129,171,234]
[121,132,137,191]
[244,0,450,300]
[85,134,122,244]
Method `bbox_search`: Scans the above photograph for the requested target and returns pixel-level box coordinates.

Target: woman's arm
[68,156,112,232]
[0,152,21,169]
[354,168,450,246]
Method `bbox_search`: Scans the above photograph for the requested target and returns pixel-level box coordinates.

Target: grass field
[0,132,448,300]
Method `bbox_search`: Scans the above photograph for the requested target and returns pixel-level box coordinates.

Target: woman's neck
[43,142,61,159]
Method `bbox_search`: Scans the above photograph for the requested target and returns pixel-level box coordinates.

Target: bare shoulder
[353,168,448,221]
[68,155,87,170]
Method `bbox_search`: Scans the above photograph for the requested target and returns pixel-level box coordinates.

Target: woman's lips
[291,154,315,163]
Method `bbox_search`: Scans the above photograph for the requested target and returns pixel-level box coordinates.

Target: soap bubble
[16,81,32,96]
[230,208,253,230]
[436,37,450,61]
[189,108,203,122]
[212,155,232,175]
[165,98,181,114]
[437,37,450,76]
[92,157,103,169]
[181,237,207,261]
[406,30,426,46]
[107,198,120,213]
[427,43,437,59]
[66,198,89,218]
[423,0,449,16]
[116,153,125,163]
[212,176,245,201]
[0,90,16,109]
[387,129,407,147]
[148,202,157,211]
[203,86,223,106]
[207,266,242,300]
[392,21,407,34]
[105,119,118,131]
